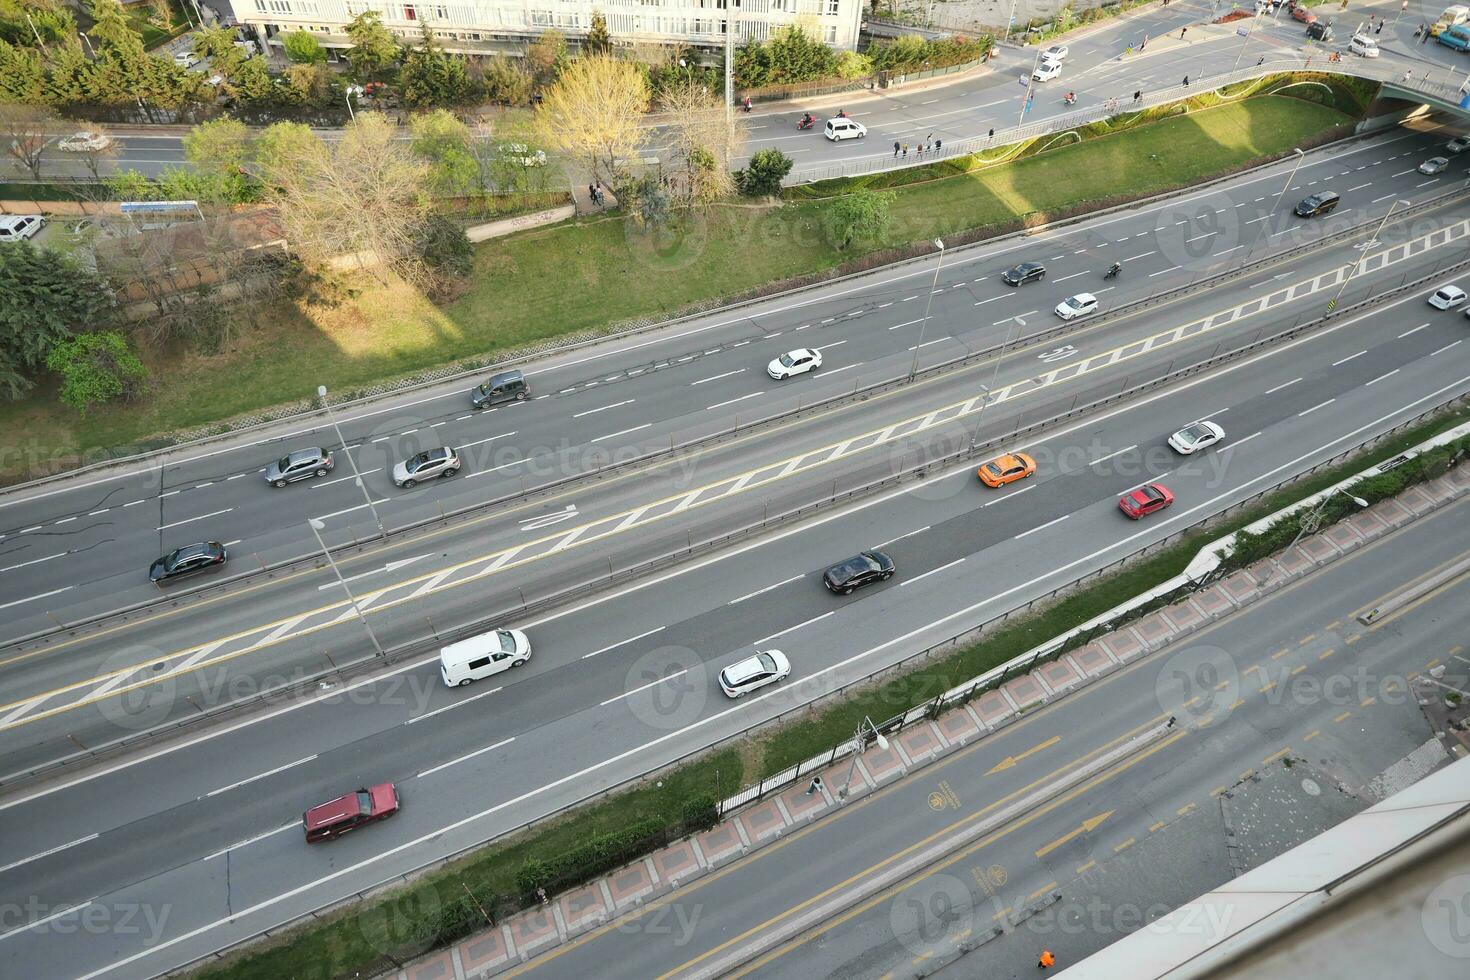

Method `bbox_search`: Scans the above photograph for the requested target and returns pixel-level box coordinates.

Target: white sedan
[1043,44,1069,62]
[1168,420,1225,455]
[718,650,791,698]
[1032,59,1062,82]
[768,347,823,379]
[1053,292,1098,320]
[56,131,114,152]
[1428,284,1467,309]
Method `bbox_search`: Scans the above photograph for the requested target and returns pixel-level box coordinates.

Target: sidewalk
[388,460,1470,980]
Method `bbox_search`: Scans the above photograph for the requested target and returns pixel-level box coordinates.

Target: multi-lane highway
[1,136,1468,976]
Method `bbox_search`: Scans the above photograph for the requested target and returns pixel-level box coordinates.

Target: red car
[303,782,399,843]
[1290,5,1317,23]
[1119,483,1174,519]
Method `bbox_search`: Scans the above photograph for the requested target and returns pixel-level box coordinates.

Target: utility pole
[725,16,735,164]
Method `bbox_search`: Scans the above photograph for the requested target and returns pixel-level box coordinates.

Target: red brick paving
[1159,600,1204,632]
[1099,627,1145,662]
[780,781,829,821]
[739,800,785,842]
[937,706,981,742]
[508,906,558,955]
[1070,643,1114,677]
[1003,672,1047,708]
[404,950,454,980]
[1219,571,1259,604]
[1194,585,1234,617]
[652,840,700,885]
[696,822,743,863]
[1399,485,1437,514]
[606,862,654,910]
[457,927,511,975]
[972,689,1014,725]
[1037,656,1082,692]
[897,723,943,764]
[1298,535,1337,563]
[559,883,608,931]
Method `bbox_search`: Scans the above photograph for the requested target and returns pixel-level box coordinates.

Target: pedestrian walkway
[387,459,1470,980]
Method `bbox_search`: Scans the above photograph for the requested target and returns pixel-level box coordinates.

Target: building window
[825,0,838,13]
[824,24,836,41]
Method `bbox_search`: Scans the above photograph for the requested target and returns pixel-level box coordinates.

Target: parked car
[718,650,791,698]
[1054,293,1098,320]
[1002,261,1046,286]
[1447,135,1470,154]
[264,447,335,487]
[768,348,823,380]
[1168,421,1225,455]
[1428,284,1467,309]
[1305,19,1331,40]
[0,215,45,243]
[1348,33,1380,56]
[1419,156,1450,175]
[977,452,1037,487]
[149,541,227,582]
[470,369,529,408]
[173,49,199,68]
[56,131,115,152]
[825,118,866,141]
[392,446,461,487]
[1119,483,1174,519]
[303,783,399,843]
[1294,191,1339,217]
[1032,59,1063,82]
[823,549,895,594]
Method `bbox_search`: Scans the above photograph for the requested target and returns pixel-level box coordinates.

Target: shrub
[514,817,665,894]
[735,148,793,196]
[45,331,147,413]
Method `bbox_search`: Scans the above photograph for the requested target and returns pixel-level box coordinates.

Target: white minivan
[825,118,866,141]
[439,628,531,686]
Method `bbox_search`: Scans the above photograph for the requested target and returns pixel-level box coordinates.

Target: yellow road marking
[1262,747,1291,765]
[1035,811,1114,859]
[1304,729,1321,741]
[1335,711,1352,723]
[1113,837,1136,854]
[986,736,1063,775]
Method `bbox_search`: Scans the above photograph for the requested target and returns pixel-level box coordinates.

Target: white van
[439,628,531,687]
[1433,4,1469,35]
[825,118,866,141]
[0,215,45,243]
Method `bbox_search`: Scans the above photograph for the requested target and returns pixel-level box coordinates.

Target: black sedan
[150,541,227,583]
[1001,262,1046,286]
[823,550,896,594]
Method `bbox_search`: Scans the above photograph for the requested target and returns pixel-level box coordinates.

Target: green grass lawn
[0,95,1351,480]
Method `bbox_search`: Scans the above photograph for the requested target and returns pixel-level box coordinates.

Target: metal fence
[785,56,1467,184]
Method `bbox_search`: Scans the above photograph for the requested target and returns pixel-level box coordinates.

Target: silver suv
[393,447,461,487]
[264,447,335,487]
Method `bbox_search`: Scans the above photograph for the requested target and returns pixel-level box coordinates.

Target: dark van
[1294,191,1339,217]
[471,369,529,409]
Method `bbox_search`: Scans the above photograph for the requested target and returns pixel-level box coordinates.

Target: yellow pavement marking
[987,736,1062,775]
[1113,837,1136,854]
[1262,747,1291,765]
[1148,820,1167,832]
[1304,729,1321,741]
[1076,860,1097,875]
[1271,647,1291,660]
[1029,883,1058,901]
[1334,711,1352,723]
[1361,696,1377,707]
[1299,634,1316,646]
[1244,664,1260,676]
[1229,698,1244,711]
[1345,634,1361,645]
[1176,802,1195,817]
[1035,811,1114,859]
[1209,786,1228,797]
[1290,665,1306,676]
[1324,620,1340,631]
[1319,649,1335,660]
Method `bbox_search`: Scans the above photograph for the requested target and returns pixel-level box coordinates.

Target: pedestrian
[1375,17,1383,33]
[806,776,824,796]
[926,131,934,144]
[988,127,994,141]
[935,138,942,151]
[902,142,909,157]
[1183,74,1190,86]
[1404,69,1414,81]
[1125,44,1133,57]
[894,140,900,157]
[1422,24,1431,43]
[1039,950,1056,969]
[1134,88,1141,102]
[918,141,925,155]
[1256,55,1265,66]
[588,183,596,203]
[1180,26,1187,39]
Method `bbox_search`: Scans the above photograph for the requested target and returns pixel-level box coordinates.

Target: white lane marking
[87,509,109,516]
[1264,377,1302,395]
[600,672,689,708]
[316,554,432,590]
[1345,183,1371,192]
[1298,399,1335,417]
[416,737,516,779]
[0,901,95,943]
[889,317,925,329]
[983,484,1035,506]
[406,685,503,724]
[1432,340,1463,356]
[1123,250,1156,261]
[459,431,518,451]
[201,823,297,862]
[908,338,949,351]
[874,525,931,549]
[1331,350,1366,366]
[899,557,965,587]
[752,610,837,647]
[728,575,804,606]
[0,552,68,573]
[1015,515,1069,539]
[312,500,389,522]
[0,586,72,611]
[1398,323,1429,337]
[1149,265,1180,277]
[1366,369,1399,386]
[310,468,383,488]
[973,296,1006,307]
[1089,444,1137,467]
[691,369,746,386]
[824,364,860,377]
[706,392,762,411]
[1184,232,1216,243]
[204,756,317,798]
[1226,431,1263,449]
[590,423,652,443]
[573,399,634,418]
[1054,271,1089,283]
[582,626,668,659]
[156,508,234,531]
[518,505,578,531]
[0,834,98,875]
[814,340,848,351]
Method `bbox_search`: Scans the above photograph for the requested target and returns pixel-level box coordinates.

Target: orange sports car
[977,452,1037,487]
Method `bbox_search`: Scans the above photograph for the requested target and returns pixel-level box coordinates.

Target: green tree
[584,10,612,55]
[411,109,478,196]
[87,0,144,61]
[192,25,246,78]
[734,147,791,196]
[46,330,146,413]
[156,166,255,204]
[482,55,531,105]
[399,25,474,107]
[282,29,326,64]
[103,168,157,200]
[414,213,472,276]
[524,28,567,89]
[284,62,336,106]
[0,39,47,104]
[0,242,112,399]
[231,55,277,104]
[183,116,253,175]
[826,188,894,250]
[344,10,399,80]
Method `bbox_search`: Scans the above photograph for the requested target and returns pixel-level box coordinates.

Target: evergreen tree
[0,242,113,399]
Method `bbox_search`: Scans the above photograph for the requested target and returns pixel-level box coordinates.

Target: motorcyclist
[1065,90,1076,104]
[837,108,848,118]
[800,112,814,128]
[1106,261,1122,278]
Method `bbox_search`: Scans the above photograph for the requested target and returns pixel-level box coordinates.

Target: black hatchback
[823,550,896,594]
[471,369,529,409]
[1002,262,1046,286]
[1294,191,1339,217]
[150,541,227,583]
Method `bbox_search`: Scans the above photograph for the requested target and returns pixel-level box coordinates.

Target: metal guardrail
[784,56,1466,184]
[130,255,1470,980]
[11,182,1463,656]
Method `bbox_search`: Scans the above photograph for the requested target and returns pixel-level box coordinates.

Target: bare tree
[659,80,741,208]
[254,113,433,284]
[74,125,120,181]
[534,55,648,188]
[0,103,58,181]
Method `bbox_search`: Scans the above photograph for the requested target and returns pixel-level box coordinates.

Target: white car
[824,118,866,141]
[1348,34,1380,56]
[57,131,114,152]
[1428,284,1467,309]
[173,49,199,68]
[1054,293,1098,320]
[1032,59,1062,82]
[718,649,791,698]
[1447,135,1470,154]
[1043,44,1069,62]
[768,347,823,379]
[1419,156,1449,175]
[1168,420,1225,455]
[0,215,45,243]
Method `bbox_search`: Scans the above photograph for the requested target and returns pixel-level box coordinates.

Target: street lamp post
[345,84,365,121]
[1290,488,1369,548]
[973,317,1021,449]
[838,716,889,799]
[1018,48,1042,126]
[309,518,386,658]
[1247,147,1304,265]
[1327,198,1407,314]
[910,238,947,381]
[317,385,385,537]
[78,31,95,57]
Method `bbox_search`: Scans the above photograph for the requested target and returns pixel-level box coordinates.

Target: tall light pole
[345,84,365,121]
[971,316,1021,449]
[309,518,386,658]
[910,238,946,381]
[317,384,385,537]
[1018,48,1042,126]
[838,716,889,799]
[1247,147,1304,265]
[1328,198,1407,314]
[1290,488,1368,548]
[78,31,96,57]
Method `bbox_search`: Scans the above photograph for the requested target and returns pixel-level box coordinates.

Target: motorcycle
[1103,265,1121,280]
[797,115,816,130]
[1064,92,1077,105]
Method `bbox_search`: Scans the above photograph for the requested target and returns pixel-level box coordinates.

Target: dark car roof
[173,542,221,562]
[488,369,523,386]
[1011,262,1043,273]
[1137,485,1166,502]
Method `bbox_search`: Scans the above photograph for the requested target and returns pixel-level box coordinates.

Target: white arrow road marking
[518,505,579,531]
[318,554,433,590]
